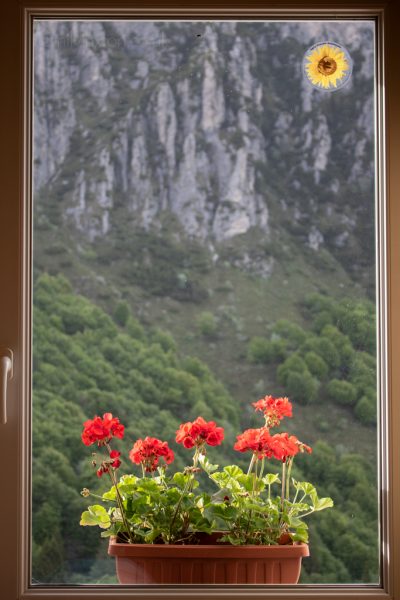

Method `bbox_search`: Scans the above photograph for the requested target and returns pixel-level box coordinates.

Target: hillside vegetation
[32,274,378,583]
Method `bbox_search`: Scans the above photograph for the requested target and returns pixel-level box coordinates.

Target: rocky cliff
[33,19,375,287]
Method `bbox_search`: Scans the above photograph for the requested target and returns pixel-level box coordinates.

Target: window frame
[0,1,398,599]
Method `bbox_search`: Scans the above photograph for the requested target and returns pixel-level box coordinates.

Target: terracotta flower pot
[108,536,309,584]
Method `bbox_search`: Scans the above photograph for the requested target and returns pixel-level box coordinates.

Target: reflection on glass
[32,19,378,584]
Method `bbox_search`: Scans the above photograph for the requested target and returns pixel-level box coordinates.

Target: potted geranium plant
[79,395,333,584]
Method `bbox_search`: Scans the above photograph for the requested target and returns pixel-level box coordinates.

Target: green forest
[32,273,378,584]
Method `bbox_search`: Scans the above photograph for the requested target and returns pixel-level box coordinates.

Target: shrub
[349,353,376,396]
[339,305,376,354]
[355,395,376,425]
[312,311,334,333]
[197,311,218,338]
[326,379,357,406]
[321,325,355,365]
[151,329,177,353]
[303,293,335,316]
[301,337,340,370]
[126,316,146,341]
[277,354,308,386]
[247,337,273,363]
[269,338,288,361]
[273,319,307,349]
[316,338,341,370]
[305,351,329,380]
[285,370,319,404]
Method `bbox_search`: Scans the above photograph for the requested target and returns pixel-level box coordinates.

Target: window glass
[32,19,378,585]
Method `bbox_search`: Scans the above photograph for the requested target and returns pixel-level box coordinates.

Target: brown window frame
[0,1,399,599]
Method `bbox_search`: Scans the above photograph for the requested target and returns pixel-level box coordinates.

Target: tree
[113,301,130,327]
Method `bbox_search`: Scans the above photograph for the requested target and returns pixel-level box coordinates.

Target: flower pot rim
[108,536,310,559]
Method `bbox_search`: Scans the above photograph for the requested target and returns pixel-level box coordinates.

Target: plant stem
[281,461,286,514]
[296,508,315,518]
[108,469,134,543]
[105,443,134,543]
[168,447,200,542]
[87,491,116,503]
[247,452,257,475]
[252,458,258,499]
[244,458,259,542]
[259,458,265,481]
[286,457,293,503]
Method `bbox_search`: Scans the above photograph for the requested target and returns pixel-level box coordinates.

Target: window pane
[32,19,378,585]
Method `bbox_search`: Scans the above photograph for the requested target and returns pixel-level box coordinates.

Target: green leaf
[220,534,242,545]
[119,475,138,486]
[245,503,271,514]
[286,514,305,527]
[263,473,281,486]
[144,528,162,543]
[102,487,117,501]
[163,487,181,504]
[198,454,219,474]
[80,505,111,529]
[172,472,190,489]
[137,478,161,494]
[211,469,243,492]
[292,480,316,497]
[117,474,139,496]
[205,503,237,522]
[193,517,213,533]
[314,497,334,511]
[291,526,309,543]
[210,472,227,487]
[238,473,265,493]
[100,529,115,538]
[287,502,311,515]
[223,465,244,478]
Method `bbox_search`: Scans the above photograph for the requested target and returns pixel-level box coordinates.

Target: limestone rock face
[33,20,374,258]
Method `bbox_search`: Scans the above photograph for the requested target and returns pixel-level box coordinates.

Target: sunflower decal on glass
[303,41,353,91]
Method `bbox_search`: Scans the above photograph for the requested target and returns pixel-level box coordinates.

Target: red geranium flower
[81,412,125,446]
[268,432,300,462]
[252,395,293,427]
[234,428,306,463]
[233,427,272,459]
[175,417,224,449]
[129,437,174,472]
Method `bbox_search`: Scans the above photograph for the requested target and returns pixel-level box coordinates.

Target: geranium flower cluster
[234,397,311,463]
[252,395,293,427]
[81,412,125,446]
[81,395,311,477]
[129,437,174,472]
[175,416,224,449]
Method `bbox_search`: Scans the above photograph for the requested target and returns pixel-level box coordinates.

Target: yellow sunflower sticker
[303,42,352,91]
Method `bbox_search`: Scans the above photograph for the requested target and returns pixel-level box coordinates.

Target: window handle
[0,348,13,425]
